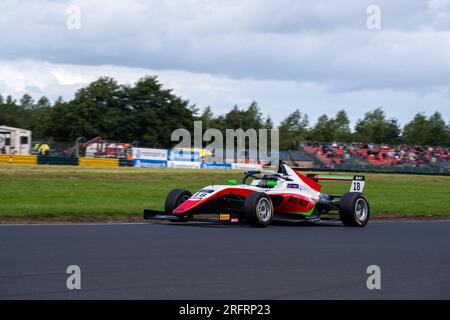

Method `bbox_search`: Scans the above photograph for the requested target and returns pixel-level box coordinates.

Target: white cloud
[0,60,449,128]
[0,0,449,124]
[0,1,446,90]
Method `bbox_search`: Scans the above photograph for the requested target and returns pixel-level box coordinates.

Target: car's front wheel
[244,192,274,227]
[164,188,192,221]
[339,192,370,227]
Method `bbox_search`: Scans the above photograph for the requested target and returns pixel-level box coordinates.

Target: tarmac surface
[1,220,449,299]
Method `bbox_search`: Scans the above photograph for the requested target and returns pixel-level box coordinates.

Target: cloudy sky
[0,0,449,126]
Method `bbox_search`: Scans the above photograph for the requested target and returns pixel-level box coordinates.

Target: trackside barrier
[37,156,79,166]
[0,154,37,165]
[133,160,167,168]
[231,163,263,171]
[1,153,449,176]
[78,158,119,167]
[167,161,201,169]
[119,159,133,167]
[201,163,232,170]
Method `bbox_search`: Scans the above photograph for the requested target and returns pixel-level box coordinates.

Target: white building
[0,126,32,155]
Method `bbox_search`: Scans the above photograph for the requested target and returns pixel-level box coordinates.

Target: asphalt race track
[1,221,449,299]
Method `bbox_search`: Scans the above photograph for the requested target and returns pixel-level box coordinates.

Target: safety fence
[0,154,262,170]
[0,155,126,167]
[2,153,450,176]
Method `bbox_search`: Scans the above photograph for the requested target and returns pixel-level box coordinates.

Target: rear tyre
[339,192,370,227]
[244,192,273,227]
[164,188,192,221]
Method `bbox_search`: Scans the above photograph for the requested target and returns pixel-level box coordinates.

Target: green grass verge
[1,164,449,219]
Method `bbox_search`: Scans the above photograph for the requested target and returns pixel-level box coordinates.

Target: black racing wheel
[339,192,370,227]
[164,188,192,220]
[244,192,274,227]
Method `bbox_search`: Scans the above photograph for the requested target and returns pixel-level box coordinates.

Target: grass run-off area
[0,164,449,220]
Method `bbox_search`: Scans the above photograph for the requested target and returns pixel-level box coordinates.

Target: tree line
[1,76,449,149]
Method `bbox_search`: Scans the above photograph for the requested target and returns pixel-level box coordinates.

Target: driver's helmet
[257,177,277,188]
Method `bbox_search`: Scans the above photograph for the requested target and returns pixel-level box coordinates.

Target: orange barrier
[0,154,37,165]
[78,157,119,167]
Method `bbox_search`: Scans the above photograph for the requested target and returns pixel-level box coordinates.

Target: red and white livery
[144,162,370,227]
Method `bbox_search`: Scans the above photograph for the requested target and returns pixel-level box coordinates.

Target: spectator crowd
[303,142,450,168]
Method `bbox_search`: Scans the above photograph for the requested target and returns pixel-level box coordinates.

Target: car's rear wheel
[244,192,273,227]
[164,188,192,221]
[339,192,370,227]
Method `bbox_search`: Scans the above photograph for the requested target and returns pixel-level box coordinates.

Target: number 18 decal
[350,176,365,192]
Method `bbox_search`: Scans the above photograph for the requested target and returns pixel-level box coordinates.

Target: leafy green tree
[402,113,428,145]
[307,110,351,142]
[263,116,274,129]
[243,101,264,130]
[199,106,226,133]
[215,102,264,132]
[354,108,400,144]
[35,96,51,109]
[402,112,450,147]
[45,76,195,146]
[19,94,35,110]
[333,110,352,142]
[2,95,21,128]
[446,123,450,147]
[310,114,334,142]
[278,110,309,150]
[199,106,215,129]
[29,96,52,139]
[16,94,35,129]
[3,76,450,150]
[45,97,71,141]
[127,76,195,147]
[221,105,242,129]
[0,94,5,124]
[426,112,448,146]
[47,77,125,141]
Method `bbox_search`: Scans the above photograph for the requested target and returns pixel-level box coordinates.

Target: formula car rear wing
[307,174,366,193]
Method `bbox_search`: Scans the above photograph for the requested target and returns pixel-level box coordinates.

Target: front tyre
[244,192,273,227]
[164,188,192,221]
[339,192,370,227]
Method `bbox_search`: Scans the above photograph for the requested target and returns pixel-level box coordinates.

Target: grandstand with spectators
[301,142,450,169]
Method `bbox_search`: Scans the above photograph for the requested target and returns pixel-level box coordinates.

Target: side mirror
[228,179,237,185]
